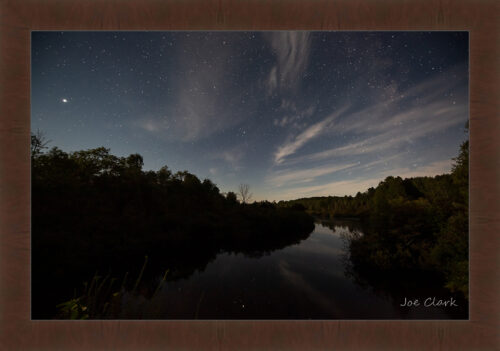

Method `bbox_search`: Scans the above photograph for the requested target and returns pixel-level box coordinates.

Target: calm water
[120,220,468,319]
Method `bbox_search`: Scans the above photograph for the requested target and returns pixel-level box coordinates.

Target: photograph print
[31,31,469,319]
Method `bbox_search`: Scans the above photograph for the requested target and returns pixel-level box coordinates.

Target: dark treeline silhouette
[31,134,314,319]
[278,134,469,299]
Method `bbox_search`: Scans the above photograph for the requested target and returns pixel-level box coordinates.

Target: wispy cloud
[273,120,327,165]
[273,101,315,128]
[300,102,465,164]
[210,145,246,171]
[277,67,467,167]
[137,117,170,133]
[335,65,467,134]
[220,149,244,164]
[267,66,278,94]
[265,32,312,94]
[267,163,358,187]
[273,104,350,164]
[352,152,407,172]
[137,34,256,142]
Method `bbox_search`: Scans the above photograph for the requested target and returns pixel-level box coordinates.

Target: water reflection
[119,220,467,319]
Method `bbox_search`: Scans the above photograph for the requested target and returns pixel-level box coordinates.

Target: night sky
[31,31,468,201]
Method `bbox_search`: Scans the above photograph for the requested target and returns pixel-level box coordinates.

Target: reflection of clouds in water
[296,240,344,258]
[278,260,342,315]
[280,224,351,278]
[314,224,341,236]
[312,223,363,253]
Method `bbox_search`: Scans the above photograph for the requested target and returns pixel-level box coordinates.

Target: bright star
[61,98,68,103]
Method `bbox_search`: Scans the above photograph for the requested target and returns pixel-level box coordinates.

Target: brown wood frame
[1,0,498,349]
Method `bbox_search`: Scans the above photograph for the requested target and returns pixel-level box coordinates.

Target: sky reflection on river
[119,221,467,319]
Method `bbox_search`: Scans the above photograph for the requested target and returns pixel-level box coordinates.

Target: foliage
[56,256,169,319]
[30,136,314,318]
[56,298,89,320]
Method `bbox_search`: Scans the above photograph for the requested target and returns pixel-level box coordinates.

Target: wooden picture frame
[1,0,498,349]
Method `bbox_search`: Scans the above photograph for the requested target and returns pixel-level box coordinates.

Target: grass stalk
[132,255,148,295]
[152,269,169,299]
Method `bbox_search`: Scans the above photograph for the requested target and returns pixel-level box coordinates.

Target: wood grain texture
[1,0,499,350]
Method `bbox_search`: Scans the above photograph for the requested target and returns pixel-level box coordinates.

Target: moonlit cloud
[138,34,258,142]
[294,108,464,165]
[274,101,316,128]
[267,66,278,94]
[137,117,169,133]
[274,104,351,164]
[221,149,244,164]
[335,65,467,135]
[142,120,158,132]
[277,68,467,168]
[210,146,246,173]
[267,163,359,187]
[266,32,312,94]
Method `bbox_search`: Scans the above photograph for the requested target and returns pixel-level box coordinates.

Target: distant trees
[430,128,469,297]
[278,131,469,298]
[226,191,238,204]
[202,179,220,195]
[157,166,172,185]
[238,183,252,204]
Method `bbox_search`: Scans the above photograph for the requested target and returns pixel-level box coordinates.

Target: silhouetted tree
[126,153,144,171]
[31,130,50,157]
[158,166,172,185]
[202,179,220,194]
[238,183,252,204]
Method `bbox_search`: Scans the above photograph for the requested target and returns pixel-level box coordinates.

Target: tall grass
[56,255,168,319]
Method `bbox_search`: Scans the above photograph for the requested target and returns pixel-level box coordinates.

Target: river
[118,220,468,319]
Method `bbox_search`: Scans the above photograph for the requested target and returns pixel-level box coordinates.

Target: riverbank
[31,142,315,319]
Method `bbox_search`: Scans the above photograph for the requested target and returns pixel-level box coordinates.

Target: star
[61,98,68,103]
